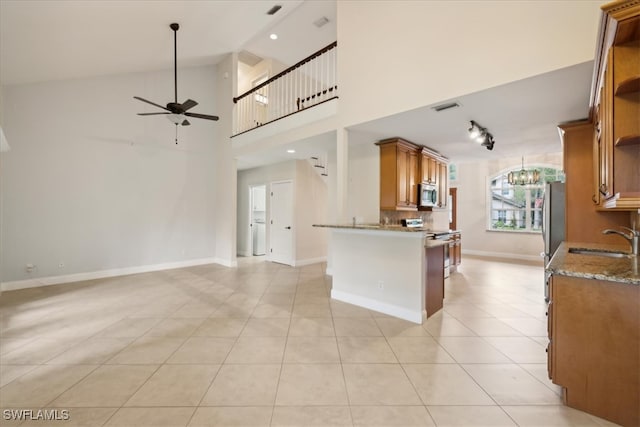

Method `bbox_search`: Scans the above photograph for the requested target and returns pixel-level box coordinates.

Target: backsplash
[379,210,434,227]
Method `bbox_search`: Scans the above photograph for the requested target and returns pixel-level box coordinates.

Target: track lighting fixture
[468,120,495,151]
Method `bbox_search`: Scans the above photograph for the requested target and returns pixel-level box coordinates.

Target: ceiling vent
[432,102,461,112]
[267,5,282,15]
[313,16,330,28]
[238,50,263,67]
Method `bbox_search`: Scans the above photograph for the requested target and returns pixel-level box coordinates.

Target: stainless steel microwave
[420,184,438,207]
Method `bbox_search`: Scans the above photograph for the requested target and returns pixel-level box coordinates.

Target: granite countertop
[313,224,434,234]
[547,242,639,285]
[313,224,460,235]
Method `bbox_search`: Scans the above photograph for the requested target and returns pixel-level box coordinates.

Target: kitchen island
[314,224,448,323]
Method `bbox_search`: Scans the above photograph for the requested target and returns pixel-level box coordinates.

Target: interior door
[270,181,294,266]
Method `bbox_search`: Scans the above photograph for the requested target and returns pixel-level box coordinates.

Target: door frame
[248,184,266,257]
[268,180,295,266]
[449,187,457,230]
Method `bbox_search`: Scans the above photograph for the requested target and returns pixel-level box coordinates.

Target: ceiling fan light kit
[134,22,218,143]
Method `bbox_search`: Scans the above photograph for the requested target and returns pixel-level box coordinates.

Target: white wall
[295,160,328,264]
[455,153,563,260]
[1,65,219,284]
[347,141,379,223]
[213,54,238,267]
[337,0,602,128]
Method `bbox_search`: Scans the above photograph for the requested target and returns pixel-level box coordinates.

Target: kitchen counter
[547,242,639,285]
[318,226,448,323]
[313,224,459,236]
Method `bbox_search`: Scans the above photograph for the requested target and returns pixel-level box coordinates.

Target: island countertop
[547,241,639,285]
[313,224,460,236]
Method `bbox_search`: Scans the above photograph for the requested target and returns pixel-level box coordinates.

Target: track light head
[468,120,495,151]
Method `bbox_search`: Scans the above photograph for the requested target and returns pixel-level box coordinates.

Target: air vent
[432,102,461,112]
[313,16,330,28]
[267,5,282,15]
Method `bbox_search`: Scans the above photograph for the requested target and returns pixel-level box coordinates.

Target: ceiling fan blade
[133,96,169,111]
[137,112,170,116]
[181,119,191,126]
[185,112,219,121]
[181,99,198,111]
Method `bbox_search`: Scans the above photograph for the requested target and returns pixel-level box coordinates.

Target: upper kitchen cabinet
[377,138,420,211]
[420,146,449,209]
[420,148,438,185]
[591,1,640,210]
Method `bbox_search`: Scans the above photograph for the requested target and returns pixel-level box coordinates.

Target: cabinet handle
[592,194,598,204]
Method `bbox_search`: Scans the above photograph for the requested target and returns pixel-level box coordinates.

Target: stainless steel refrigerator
[542,182,565,301]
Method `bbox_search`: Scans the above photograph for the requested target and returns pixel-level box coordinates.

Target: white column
[336,128,349,223]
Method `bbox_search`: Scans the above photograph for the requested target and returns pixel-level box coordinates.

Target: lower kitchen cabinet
[425,243,445,318]
[547,274,639,426]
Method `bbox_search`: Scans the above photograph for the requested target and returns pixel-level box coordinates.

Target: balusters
[232,42,338,135]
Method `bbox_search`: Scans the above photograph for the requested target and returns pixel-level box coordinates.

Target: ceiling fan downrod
[170,23,179,104]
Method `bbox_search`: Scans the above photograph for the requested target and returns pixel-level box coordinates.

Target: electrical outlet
[377,280,384,290]
[25,263,35,273]
[58,262,65,268]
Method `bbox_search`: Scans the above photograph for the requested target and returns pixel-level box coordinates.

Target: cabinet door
[592,100,602,205]
[396,146,409,207]
[438,162,448,208]
[428,157,437,184]
[408,149,419,207]
[599,56,614,202]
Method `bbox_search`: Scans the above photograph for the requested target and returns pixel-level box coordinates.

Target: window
[488,166,564,233]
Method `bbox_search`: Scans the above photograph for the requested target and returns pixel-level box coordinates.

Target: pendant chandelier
[508,157,540,185]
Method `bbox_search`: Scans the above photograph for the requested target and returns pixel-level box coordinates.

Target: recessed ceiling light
[270,33,278,40]
[287,149,295,153]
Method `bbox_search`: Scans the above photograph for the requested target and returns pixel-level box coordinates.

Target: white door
[270,181,294,265]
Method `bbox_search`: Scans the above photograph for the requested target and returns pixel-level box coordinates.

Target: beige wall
[337,0,602,128]
[455,152,563,260]
[295,160,328,263]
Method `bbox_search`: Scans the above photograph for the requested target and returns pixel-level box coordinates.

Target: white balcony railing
[233,42,337,136]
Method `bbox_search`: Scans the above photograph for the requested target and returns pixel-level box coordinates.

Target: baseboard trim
[213,257,238,268]
[1,257,225,292]
[294,256,327,267]
[462,249,543,263]
[331,289,422,324]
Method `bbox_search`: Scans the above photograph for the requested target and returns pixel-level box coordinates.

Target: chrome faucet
[602,227,639,255]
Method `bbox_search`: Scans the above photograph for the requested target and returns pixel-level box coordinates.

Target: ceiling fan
[134,23,219,129]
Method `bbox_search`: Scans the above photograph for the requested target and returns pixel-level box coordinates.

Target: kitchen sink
[568,248,631,258]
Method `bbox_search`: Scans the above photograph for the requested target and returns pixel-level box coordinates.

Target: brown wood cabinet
[450,232,461,270]
[547,274,639,426]
[425,244,445,318]
[419,147,449,208]
[590,1,640,210]
[437,162,448,208]
[560,121,629,244]
[377,138,420,211]
[420,148,438,185]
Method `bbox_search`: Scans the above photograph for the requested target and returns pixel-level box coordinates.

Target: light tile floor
[0,256,620,426]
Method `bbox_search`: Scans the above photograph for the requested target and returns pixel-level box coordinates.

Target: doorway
[270,180,294,266]
[449,187,458,230]
[249,185,266,256]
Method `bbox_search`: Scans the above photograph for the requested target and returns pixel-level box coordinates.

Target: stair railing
[233,41,337,136]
